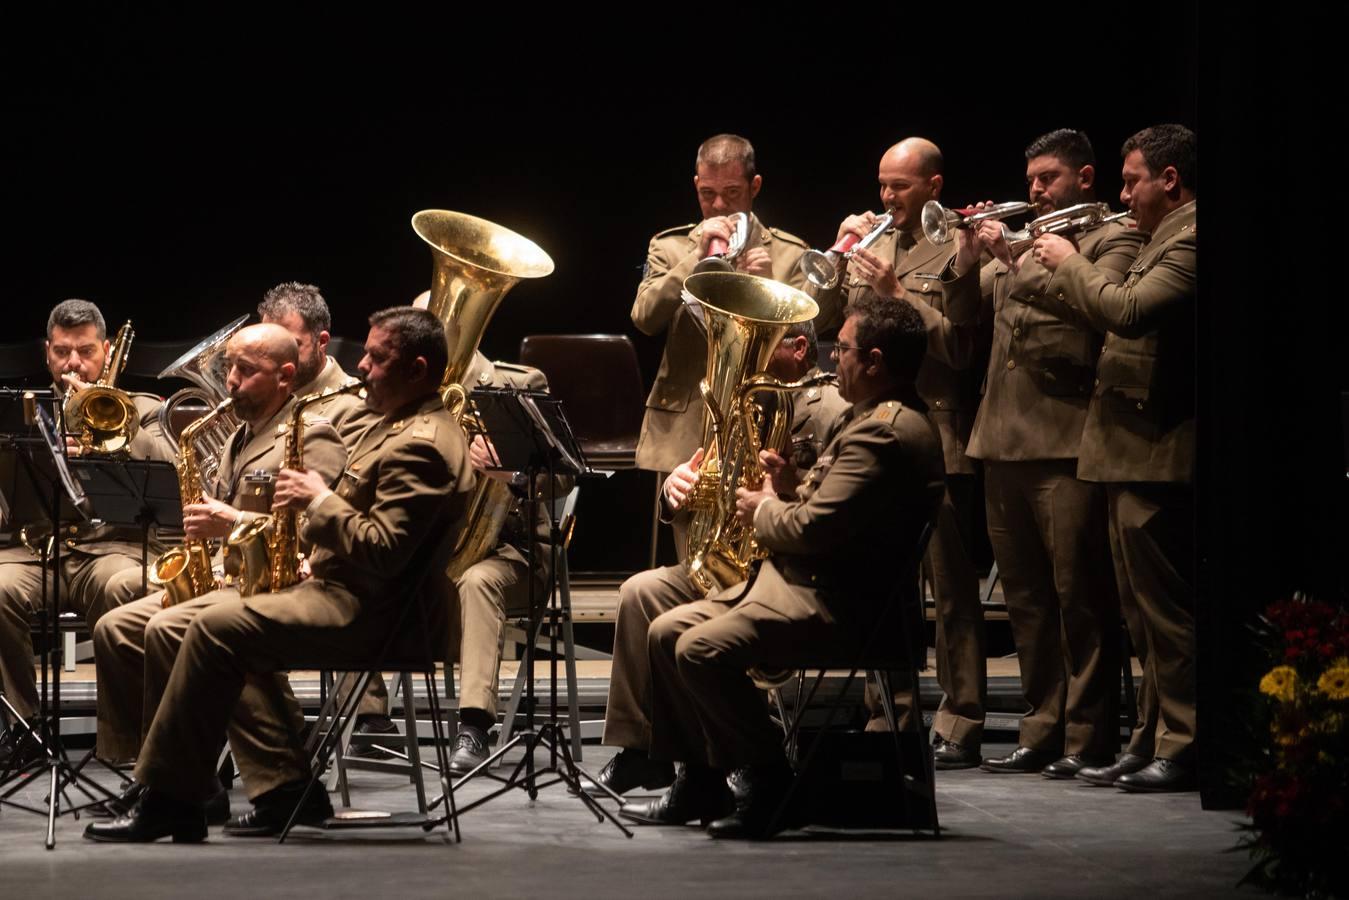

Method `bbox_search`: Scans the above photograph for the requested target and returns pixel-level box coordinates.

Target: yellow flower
[1318,664,1349,701]
[1261,666,1298,702]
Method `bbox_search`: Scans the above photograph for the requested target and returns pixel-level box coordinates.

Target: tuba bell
[411,210,555,578]
[63,320,141,454]
[156,315,248,487]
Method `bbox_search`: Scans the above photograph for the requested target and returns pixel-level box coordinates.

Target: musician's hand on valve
[60,373,91,394]
[735,247,773,278]
[183,495,242,540]
[850,247,901,298]
[663,447,703,512]
[1032,234,1076,272]
[759,449,799,496]
[469,434,513,482]
[273,467,327,512]
[697,217,734,258]
[734,475,775,526]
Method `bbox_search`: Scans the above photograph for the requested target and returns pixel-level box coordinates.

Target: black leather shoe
[1041,753,1115,780]
[980,746,1059,774]
[84,789,206,843]
[933,739,982,770]
[619,765,733,826]
[205,785,231,826]
[1076,753,1151,787]
[223,782,334,836]
[0,722,44,771]
[96,781,147,819]
[346,715,400,761]
[1115,757,1196,793]
[707,762,799,840]
[448,725,490,776]
[585,749,675,798]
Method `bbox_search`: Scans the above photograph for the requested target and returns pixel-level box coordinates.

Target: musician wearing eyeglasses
[1030,125,1198,792]
[0,299,176,769]
[632,134,810,485]
[939,129,1144,778]
[806,137,988,763]
[620,294,944,838]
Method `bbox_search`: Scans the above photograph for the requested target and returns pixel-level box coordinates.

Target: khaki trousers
[985,460,1120,757]
[601,564,699,750]
[1111,513,1159,758]
[1107,484,1194,762]
[0,551,143,720]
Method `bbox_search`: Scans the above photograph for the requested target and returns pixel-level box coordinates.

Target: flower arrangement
[1238,596,1349,896]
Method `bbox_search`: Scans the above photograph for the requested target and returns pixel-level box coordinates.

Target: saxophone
[149,398,235,607]
[228,381,364,598]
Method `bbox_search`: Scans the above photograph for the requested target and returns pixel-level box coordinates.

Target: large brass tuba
[64,320,141,454]
[149,398,235,607]
[411,210,555,579]
[156,315,247,487]
[681,271,820,596]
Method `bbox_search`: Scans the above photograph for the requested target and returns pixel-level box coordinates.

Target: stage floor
[0,743,1254,899]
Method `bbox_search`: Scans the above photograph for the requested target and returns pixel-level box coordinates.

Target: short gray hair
[47,299,107,340]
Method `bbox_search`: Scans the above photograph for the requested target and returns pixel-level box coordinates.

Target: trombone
[798,211,895,290]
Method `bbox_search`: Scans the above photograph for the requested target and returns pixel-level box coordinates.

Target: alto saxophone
[149,398,235,607]
[229,381,364,598]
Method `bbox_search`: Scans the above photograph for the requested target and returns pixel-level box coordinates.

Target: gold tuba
[149,398,235,607]
[156,315,248,487]
[64,320,141,454]
[681,271,820,596]
[410,210,554,580]
[228,381,365,598]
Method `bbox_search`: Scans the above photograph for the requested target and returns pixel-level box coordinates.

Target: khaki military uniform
[134,393,473,803]
[646,392,946,770]
[1046,200,1197,763]
[92,397,346,770]
[941,219,1144,759]
[812,226,986,746]
[602,377,848,750]
[294,355,381,447]
[0,391,176,720]
[631,214,810,474]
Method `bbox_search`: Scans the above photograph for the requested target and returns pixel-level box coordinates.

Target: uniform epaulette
[870,399,904,425]
[653,223,697,240]
[492,361,538,374]
[768,226,809,249]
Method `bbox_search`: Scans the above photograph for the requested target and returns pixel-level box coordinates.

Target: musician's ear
[407,355,428,382]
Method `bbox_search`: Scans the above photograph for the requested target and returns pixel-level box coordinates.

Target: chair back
[518,335,644,467]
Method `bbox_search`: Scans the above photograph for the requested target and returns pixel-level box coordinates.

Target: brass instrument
[157,315,248,487]
[691,211,751,275]
[799,211,895,290]
[411,209,555,579]
[149,398,235,607]
[229,381,365,597]
[63,320,141,454]
[681,271,820,595]
[1003,202,1132,258]
[920,200,1033,246]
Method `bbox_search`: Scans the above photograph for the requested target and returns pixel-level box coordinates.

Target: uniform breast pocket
[646,383,693,414]
[1023,320,1097,398]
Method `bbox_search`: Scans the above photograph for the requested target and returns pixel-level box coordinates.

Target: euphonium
[229,381,365,597]
[681,271,820,595]
[798,211,895,290]
[691,211,751,275]
[1002,202,1132,258]
[63,320,141,454]
[410,209,555,579]
[920,200,1033,246]
[149,398,235,607]
[157,315,248,487]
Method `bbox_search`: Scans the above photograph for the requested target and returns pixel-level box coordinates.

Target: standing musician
[90,323,345,821]
[0,299,176,768]
[592,320,846,797]
[808,137,987,761]
[86,307,473,842]
[939,129,1144,778]
[620,295,944,838]
[632,134,810,485]
[1032,124,1198,792]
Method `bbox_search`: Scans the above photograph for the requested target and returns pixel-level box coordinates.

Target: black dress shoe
[205,785,231,826]
[1041,753,1115,780]
[619,765,732,826]
[1115,757,1196,793]
[980,746,1059,774]
[584,749,675,798]
[346,714,400,761]
[707,762,799,840]
[933,739,982,770]
[84,789,206,843]
[1076,753,1151,787]
[448,725,491,776]
[0,722,45,771]
[223,781,334,836]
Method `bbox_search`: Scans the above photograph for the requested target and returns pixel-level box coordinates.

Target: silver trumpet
[921,200,1033,246]
[1003,202,1132,257]
[691,211,751,274]
[798,210,895,290]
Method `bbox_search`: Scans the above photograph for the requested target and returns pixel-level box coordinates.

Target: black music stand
[426,387,632,838]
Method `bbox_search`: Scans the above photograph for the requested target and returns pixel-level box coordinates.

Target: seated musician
[86,307,474,842]
[0,299,175,769]
[619,294,945,838]
[90,323,345,822]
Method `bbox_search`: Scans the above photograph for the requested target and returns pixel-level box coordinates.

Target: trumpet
[920,200,1033,246]
[691,211,751,274]
[1003,202,1132,258]
[798,211,895,290]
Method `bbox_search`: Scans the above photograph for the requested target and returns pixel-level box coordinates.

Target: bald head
[229,322,300,368]
[878,137,945,232]
[883,138,943,178]
[224,323,300,425]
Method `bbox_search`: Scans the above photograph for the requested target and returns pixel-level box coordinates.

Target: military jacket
[293,356,380,449]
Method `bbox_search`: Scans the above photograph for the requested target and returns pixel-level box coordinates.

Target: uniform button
[1012,327,1021,337]
[68,525,78,534]
[1136,402,1144,410]
[1006,360,1016,370]
[934,400,944,408]
[1095,378,1101,386]
[66,539,77,549]
[658,398,668,407]
[1057,290,1066,300]
[921,281,930,291]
